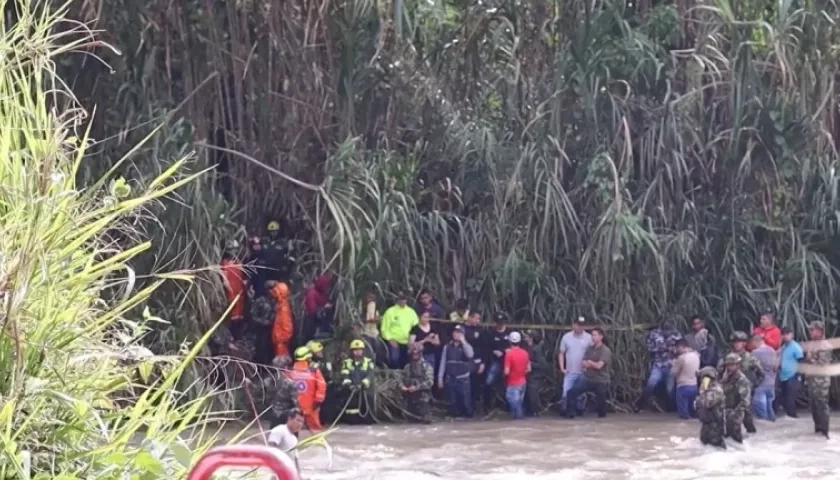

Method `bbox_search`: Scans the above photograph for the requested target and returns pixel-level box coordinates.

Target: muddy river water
[223,413,840,479]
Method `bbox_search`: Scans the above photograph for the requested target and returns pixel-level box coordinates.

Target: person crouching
[339,339,376,424]
[694,366,726,449]
[401,342,434,423]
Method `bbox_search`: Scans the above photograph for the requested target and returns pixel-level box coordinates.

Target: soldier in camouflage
[718,331,762,434]
[267,355,300,424]
[806,321,831,439]
[401,342,434,424]
[720,353,751,443]
[694,366,726,449]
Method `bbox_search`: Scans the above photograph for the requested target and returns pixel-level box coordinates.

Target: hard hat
[307,341,324,353]
[730,331,749,342]
[724,352,741,365]
[349,339,365,350]
[509,331,522,344]
[267,220,280,232]
[294,346,312,360]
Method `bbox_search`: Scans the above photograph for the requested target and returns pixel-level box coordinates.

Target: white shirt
[267,425,298,452]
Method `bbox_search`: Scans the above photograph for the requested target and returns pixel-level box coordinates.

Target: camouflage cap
[697,366,718,378]
[724,352,741,365]
[809,321,825,331]
[730,331,749,342]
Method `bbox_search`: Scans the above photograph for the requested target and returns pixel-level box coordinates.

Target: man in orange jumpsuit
[269,281,294,357]
[288,346,327,432]
[221,249,247,325]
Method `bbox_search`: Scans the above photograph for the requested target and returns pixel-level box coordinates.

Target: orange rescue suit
[221,259,246,321]
[271,282,294,356]
[288,360,327,431]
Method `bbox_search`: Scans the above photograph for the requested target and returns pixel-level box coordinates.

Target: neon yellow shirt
[381,305,419,345]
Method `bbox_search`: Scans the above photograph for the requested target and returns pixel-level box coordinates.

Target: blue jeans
[446,377,473,417]
[675,385,698,419]
[485,360,503,386]
[645,365,676,397]
[561,372,586,414]
[506,385,526,420]
[387,343,407,369]
[753,385,776,421]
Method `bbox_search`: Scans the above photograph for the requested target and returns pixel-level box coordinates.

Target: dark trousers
[780,376,800,418]
[446,376,473,418]
[386,343,408,369]
[525,375,542,415]
[252,325,274,364]
[469,370,484,412]
[565,376,608,418]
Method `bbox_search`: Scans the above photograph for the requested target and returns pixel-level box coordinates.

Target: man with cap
[721,352,751,443]
[438,324,475,417]
[307,340,333,382]
[339,339,376,424]
[401,342,434,423]
[503,331,531,419]
[718,331,763,433]
[565,328,612,419]
[805,321,831,438]
[748,309,782,351]
[261,219,296,283]
[557,316,592,415]
[695,366,726,449]
[381,292,420,369]
[778,326,804,418]
[483,313,511,412]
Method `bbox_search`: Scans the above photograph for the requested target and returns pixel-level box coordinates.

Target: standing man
[750,334,777,421]
[289,346,327,432]
[778,327,804,418]
[438,325,475,418]
[805,321,831,438]
[267,409,306,476]
[565,328,612,419]
[635,319,682,413]
[684,315,720,368]
[261,220,296,284]
[557,317,592,416]
[504,331,531,420]
[718,331,763,434]
[401,342,434,424]
[671,339,700,419]
[381,292,420,369]
[720,353,751,444]
[449,298,470,323]
[484,314,511,412]
[749,309,782,351]
[462,310,486,412]
[695,366,726,449]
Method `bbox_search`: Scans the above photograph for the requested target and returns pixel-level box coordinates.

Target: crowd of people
[216,221,834,452]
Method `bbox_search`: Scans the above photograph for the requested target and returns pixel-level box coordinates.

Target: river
[220,413,840,479]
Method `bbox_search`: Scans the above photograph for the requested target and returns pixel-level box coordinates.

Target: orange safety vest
[221,259,246,321]
[271,282,294,356]
[288,361,327,413]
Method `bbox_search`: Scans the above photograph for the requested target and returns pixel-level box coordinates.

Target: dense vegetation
[63,0,840,402]
[0,1,233,477]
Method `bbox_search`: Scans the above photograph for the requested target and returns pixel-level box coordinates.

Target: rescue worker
[718,331,762,434]
[721,353,751,444]
[261,220,295,283]
[266,355,299,424]
[269,281,294,357]
[307,341,333,382]
[339,339,375,424]
[805,321,831,438]
[401,342,434,423]
[694,366,726,449]
[289,346,327,432]
[221,246,247,332]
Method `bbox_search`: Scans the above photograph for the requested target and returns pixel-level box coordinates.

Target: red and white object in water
[186,445,299,480]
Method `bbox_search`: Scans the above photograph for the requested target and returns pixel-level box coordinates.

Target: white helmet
[509,331,522,344]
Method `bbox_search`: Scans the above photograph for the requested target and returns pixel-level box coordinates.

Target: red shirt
[749,325,782,351]
[504,346,530,387]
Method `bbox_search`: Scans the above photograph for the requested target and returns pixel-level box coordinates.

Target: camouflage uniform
[717,332,762,434]
[720,353,751,443]
[806,322,831,438]
[695,366,726,449]
[402,344,434,423]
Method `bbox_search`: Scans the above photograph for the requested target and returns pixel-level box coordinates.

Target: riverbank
[213,412,840,479]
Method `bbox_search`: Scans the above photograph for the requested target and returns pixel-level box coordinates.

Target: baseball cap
[494,313,508,323]
[509,331,522,344]
[453,324,465,333]
[575,316,586,324]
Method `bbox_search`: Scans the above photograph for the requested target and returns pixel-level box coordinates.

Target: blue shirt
[779,341,804,381]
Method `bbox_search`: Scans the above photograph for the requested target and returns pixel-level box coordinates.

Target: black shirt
[487,328,510,363]
[410,324,441,355]
[462,324,486,364]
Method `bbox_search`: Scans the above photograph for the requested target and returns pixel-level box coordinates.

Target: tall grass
[0,0,226,476]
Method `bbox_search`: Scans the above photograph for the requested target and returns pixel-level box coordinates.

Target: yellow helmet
[349,339,365,350]
[307,341,324,354]
[294,346,312,360]
[267,221,280,232]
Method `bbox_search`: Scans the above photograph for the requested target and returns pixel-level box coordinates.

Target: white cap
[509,331,521,344]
